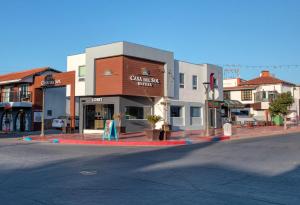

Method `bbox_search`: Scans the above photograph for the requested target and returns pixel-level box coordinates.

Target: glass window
[47,110,52,116]
[84,104,114,130]
[268,91,278,102]
[223,91,231,100]
[78,65,86,78]
[179,73,184,88]
[190,107,201,117]
[241,90,252,101]
[19,84,29,98]
[192,75,198,90]
[125,106,151,120]
[171,106,182,117]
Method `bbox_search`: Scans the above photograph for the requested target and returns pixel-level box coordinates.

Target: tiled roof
[0,67,60,83]
[240,76,295,86]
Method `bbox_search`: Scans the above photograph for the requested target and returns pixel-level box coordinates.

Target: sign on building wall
[41,74,61,87]
[129,75,160,87]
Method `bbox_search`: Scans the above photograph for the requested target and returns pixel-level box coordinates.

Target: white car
[52,117,79,128]
[52,118,66,128]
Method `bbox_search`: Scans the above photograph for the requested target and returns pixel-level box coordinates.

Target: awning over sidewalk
[223,100,245,109]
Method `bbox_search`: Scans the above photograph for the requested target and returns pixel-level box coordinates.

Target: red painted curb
[201,136,231,142]
[56,139,187,146]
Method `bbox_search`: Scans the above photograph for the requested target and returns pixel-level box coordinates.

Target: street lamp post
[40,86,46,137]
[203,82,210,136]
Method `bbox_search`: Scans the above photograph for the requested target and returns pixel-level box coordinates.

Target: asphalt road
[0,134,300,205]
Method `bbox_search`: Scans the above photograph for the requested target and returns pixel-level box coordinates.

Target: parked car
[52,116,79,129]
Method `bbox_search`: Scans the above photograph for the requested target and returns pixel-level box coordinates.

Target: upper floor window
[241,90,252,101]
[192,75,198,90]
[78,65,86,79]
[179,73,184,88]
[223,91,231,100]
[19,84,29,95]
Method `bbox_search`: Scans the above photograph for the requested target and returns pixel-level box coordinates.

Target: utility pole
[40,87,46,137]
[203,82,210,136]
[212,86,215,135]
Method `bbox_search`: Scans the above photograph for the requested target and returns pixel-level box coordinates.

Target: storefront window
[171,106,182,117]
[84,104,114,130]
[125,106,151,119]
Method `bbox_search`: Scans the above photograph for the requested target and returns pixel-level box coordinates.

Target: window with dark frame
[47,110,52,117]
[241,90,252,101]
[192,75,198,90]
[125,106,151,120]
[179,73,184,88]
[170,106,182,117]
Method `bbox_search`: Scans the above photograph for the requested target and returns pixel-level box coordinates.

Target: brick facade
[95,55,164,97]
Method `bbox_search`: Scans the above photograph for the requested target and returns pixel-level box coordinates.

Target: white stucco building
[223,70,299,121]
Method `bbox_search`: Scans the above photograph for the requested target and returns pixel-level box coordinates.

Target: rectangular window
[179,73,184,88]
[125,106,151,120]
[47,110,52,117]
[190,107,201,117]
[19,84,29,98]
[223,91,231,100]
[192,75,198,90]
[241,90,252,101]
[171,106,182,117]
[78,65,86,78]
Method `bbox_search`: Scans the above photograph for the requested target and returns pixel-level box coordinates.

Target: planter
[116,126,126,134]
[145,129,161,141]
[159,130,171,140]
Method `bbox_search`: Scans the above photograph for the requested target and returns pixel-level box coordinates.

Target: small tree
[269,92,294,129]
[146,115,162,130]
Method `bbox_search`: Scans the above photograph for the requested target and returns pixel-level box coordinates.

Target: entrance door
[16,111,28,132]
[84,104,114,130]
[1,111,13,131]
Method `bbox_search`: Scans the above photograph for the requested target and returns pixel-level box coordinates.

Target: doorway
[1,111,13,132]
[16,111,29,131]
[83,104,114,130]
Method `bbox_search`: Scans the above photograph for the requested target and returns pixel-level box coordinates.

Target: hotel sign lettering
[129,75,160,87]
[41,74,61,87]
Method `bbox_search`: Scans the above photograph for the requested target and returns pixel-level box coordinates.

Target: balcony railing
[0,91,32,103]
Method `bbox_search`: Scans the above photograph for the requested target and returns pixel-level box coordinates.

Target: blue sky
[0,0,299,83]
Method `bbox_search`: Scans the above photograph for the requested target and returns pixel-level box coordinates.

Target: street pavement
[0,133,300,204]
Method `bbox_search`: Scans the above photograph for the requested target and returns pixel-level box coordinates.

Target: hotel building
[66,42,223,133]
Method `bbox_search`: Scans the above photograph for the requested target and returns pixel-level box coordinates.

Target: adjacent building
[223,70,299,122]
[0,67,66,132]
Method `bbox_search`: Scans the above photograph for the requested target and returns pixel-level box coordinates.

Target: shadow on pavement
[0,140,299,204]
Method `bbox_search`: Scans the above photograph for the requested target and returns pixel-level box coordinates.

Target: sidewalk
[23,125,300,147]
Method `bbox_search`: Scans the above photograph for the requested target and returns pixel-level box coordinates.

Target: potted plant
[113,113,126,134]
[145,115,162,141]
